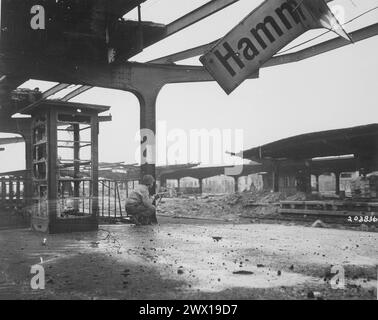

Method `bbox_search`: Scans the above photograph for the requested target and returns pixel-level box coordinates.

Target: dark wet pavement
[0,217,377,300]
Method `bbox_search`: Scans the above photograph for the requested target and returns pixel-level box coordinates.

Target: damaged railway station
[0,0,377,301]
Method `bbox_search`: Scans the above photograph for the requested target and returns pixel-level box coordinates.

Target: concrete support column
[234,176,239,193]
[305,166,312,194]
[177,179,181,192]
[262,173,273,191]
[335,172,341,195]
[315,174,320,192]
[273,165,280,193]
[24,133,33,204]
[134,84,163,194]
[73,124,80,212]
[199,178,203,194]
[160,177,167,188]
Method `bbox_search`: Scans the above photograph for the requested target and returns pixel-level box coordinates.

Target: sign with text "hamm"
[200,0,351,94]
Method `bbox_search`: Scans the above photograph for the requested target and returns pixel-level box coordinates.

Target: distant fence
[0,177,139,220]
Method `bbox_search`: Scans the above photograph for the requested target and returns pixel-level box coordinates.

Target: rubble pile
[157,190,309,221]
[351,173,378,199]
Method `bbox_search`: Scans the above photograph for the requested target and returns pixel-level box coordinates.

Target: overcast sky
[1,0,377,172]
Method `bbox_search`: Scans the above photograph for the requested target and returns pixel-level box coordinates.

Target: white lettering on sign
[200,0,351,94]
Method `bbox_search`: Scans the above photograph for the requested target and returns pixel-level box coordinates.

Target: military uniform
[126,184,157,225]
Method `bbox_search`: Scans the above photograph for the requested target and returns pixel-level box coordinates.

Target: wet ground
[0,207,29,231]
[0,216,377,300]
[158,196,378,232]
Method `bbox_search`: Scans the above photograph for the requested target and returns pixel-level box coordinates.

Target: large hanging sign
[200,0,352,94]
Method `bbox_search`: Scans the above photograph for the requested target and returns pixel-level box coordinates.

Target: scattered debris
[360,224,369,232]
[90,242,100,248]
[121,269,130,277]
[311,220,327,228]
[158,191,309,221]
[307,291,323,299]
[233,270,254,275]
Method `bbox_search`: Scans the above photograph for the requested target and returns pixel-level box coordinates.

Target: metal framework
[0,0,376,182]
[0,137,24,145]
[0,0,374,101]
[28,1,377,101]
[165,0,240,37]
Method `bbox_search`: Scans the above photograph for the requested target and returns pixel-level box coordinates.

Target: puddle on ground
[160,262,318,292]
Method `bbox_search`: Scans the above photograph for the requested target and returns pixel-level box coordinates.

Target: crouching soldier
[126,175,157,225]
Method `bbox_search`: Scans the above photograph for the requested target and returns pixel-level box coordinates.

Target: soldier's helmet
[141,175,155,186]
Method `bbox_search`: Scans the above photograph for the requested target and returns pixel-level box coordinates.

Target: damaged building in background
[237,124,378,196]
[0,0,376,230]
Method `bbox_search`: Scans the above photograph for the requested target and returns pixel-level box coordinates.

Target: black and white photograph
[0,0,377,306]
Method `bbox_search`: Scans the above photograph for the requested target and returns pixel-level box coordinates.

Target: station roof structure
[0,0,375,107]
[19,100,111,115]
[1,0,377,100]
[0,163,201,181]
[160,163,263,180]
[0,0,377,178]
[0,137,24,146]
[240,124,378,161]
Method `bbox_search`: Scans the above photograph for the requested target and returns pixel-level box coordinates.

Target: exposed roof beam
[151,22,378,68]
[99,115,112,123]
[10,82,71,115]
[110,0,147,18]
[0,169,28,176]
[42,83,71,99]
[0,137,24,145]
[262,23,378,68]
[5,21,375,90]
[60,85,92,102]
[148,0,334,56]
[149,40,218,64]
[0,55,259,88]
[165,0,239,37]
